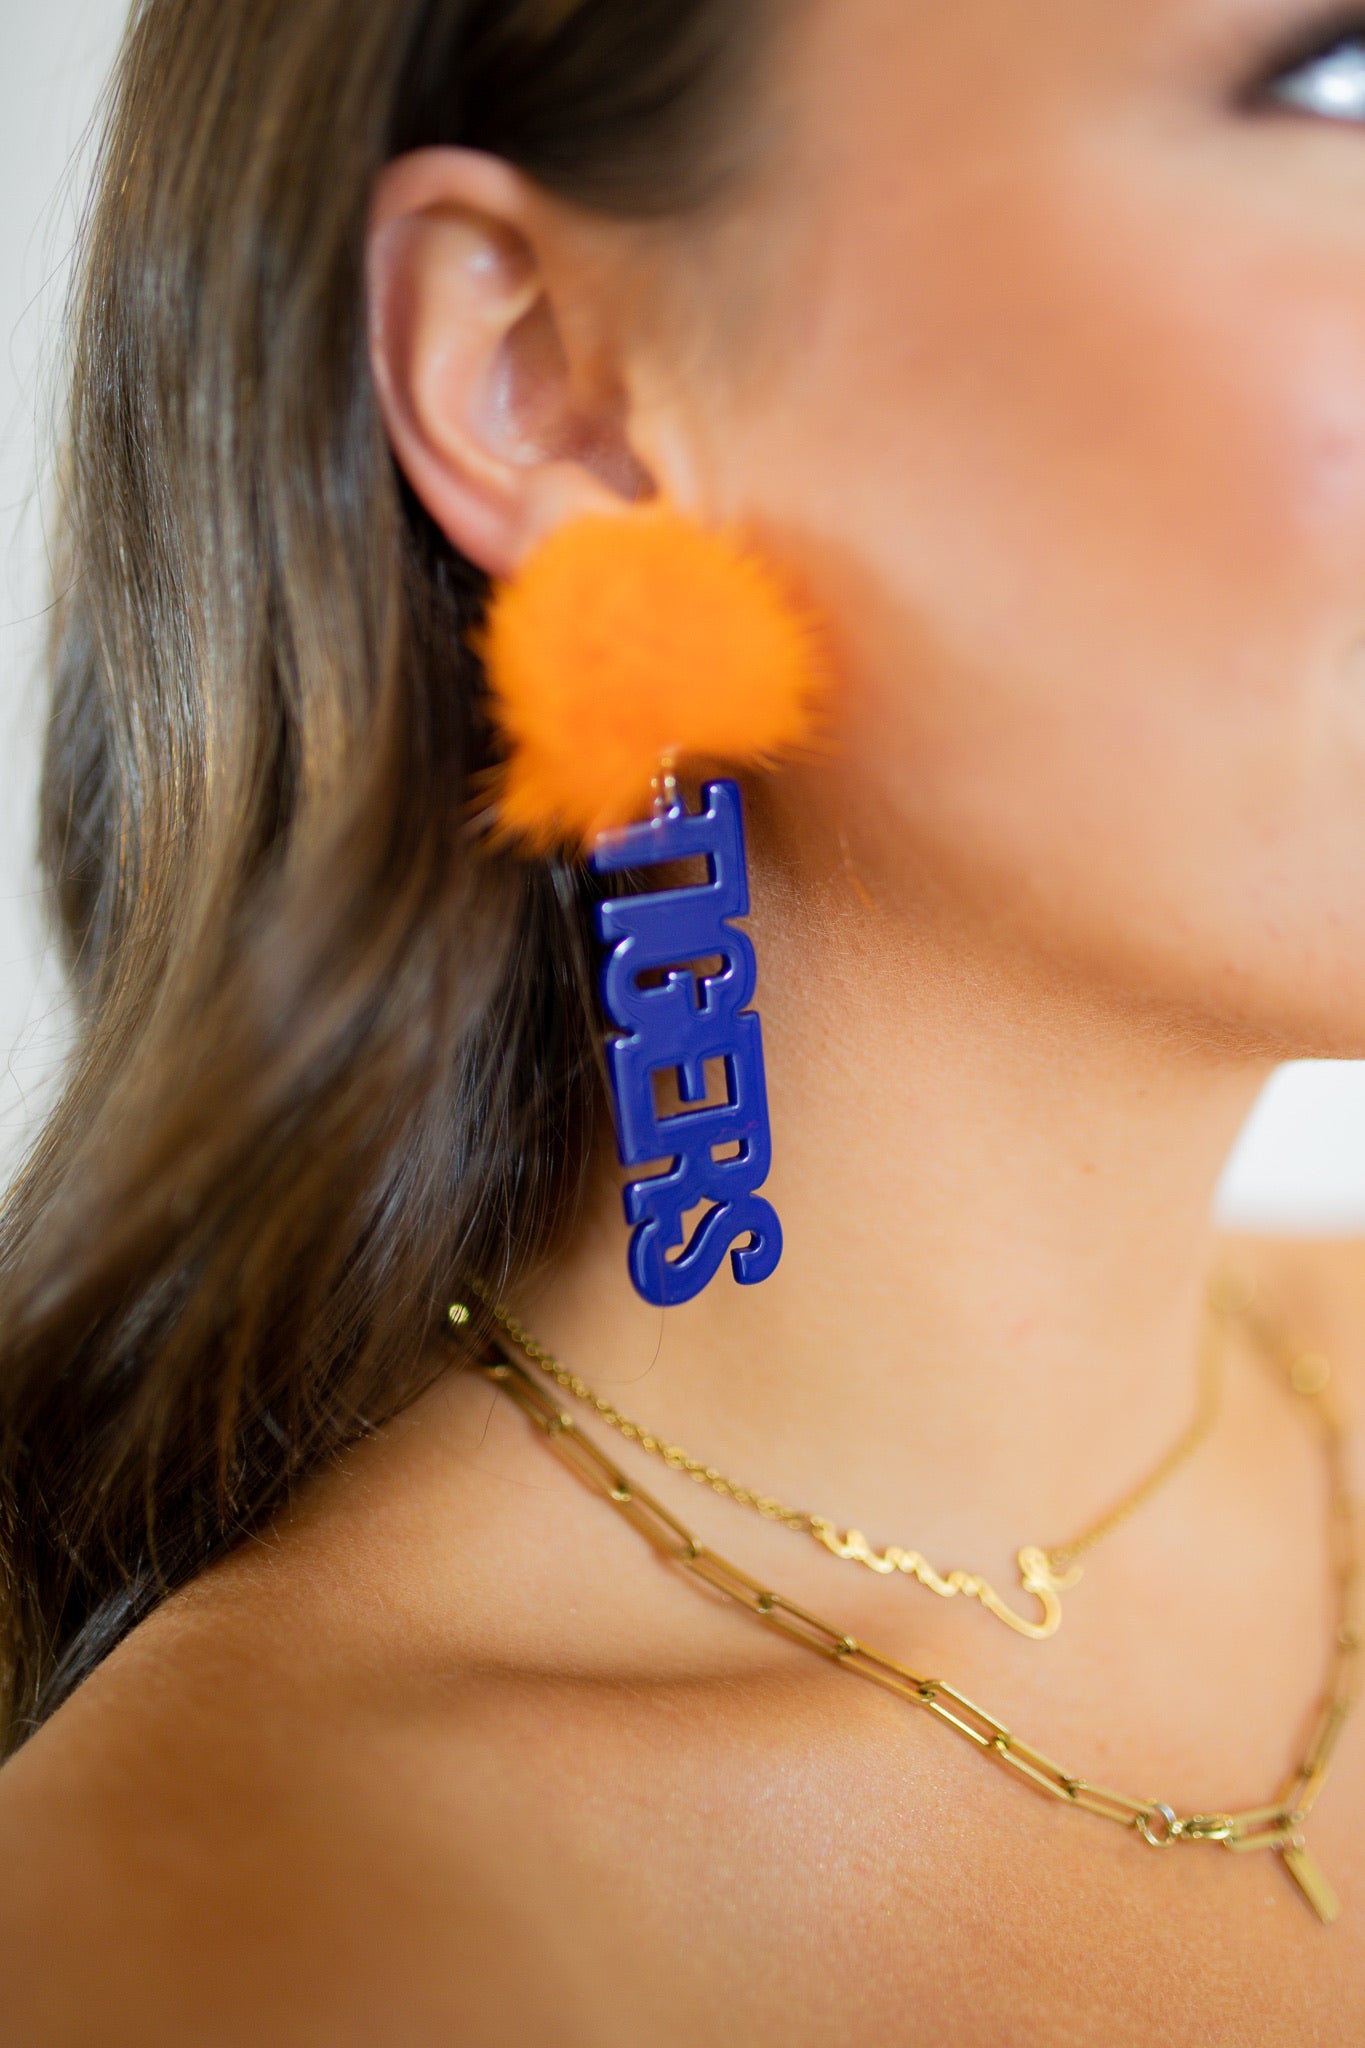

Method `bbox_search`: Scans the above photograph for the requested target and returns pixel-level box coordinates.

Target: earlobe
[366,149,652,580]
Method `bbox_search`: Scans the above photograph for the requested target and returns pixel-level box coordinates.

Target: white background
[3,0,1365,1232]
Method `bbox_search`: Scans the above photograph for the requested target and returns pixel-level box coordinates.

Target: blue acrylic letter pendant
[590,779,784,1309]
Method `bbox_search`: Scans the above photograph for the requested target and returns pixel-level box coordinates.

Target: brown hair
[0,0,771,1752]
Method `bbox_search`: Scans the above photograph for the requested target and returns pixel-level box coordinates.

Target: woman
[2,0,1364,2037]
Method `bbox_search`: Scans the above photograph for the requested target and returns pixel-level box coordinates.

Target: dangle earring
[479,506,830,1308]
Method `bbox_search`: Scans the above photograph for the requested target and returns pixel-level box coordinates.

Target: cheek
[719,139,1365,1027]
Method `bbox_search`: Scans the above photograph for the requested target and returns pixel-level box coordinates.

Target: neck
[518,828,1272,1567]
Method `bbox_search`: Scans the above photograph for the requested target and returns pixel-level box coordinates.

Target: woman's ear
[366,149,655,580]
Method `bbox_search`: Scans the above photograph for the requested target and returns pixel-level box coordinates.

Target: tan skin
[9,0,1365,2038]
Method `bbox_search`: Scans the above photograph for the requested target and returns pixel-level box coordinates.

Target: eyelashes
[1271,36,1365,117]
[1255,13,1365,119]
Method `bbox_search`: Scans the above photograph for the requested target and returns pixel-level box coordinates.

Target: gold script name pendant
[809,1523,1083,1640]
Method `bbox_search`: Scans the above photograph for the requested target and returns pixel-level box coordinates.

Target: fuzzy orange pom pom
[480,507,830,853]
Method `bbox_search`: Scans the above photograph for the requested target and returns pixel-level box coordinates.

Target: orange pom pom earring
[478,505,833,1310]
[480,505,829,855]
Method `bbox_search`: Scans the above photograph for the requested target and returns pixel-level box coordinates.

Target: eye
[1266,30,1365,119]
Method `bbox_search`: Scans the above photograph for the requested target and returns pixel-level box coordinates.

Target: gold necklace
[464,1290,1226,1642]
[457,1284,1360,1926]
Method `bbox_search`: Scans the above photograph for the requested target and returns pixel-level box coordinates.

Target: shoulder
[0,1351,792,2046]
[0,1555,611,2048]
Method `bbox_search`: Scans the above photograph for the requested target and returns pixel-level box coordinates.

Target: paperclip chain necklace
[455,1284,1361,1926]
[468,1290,1227,1642]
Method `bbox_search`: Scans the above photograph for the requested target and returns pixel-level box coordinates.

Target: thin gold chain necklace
[454,1284,1360,1926]
[464,1290,1226,1642]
